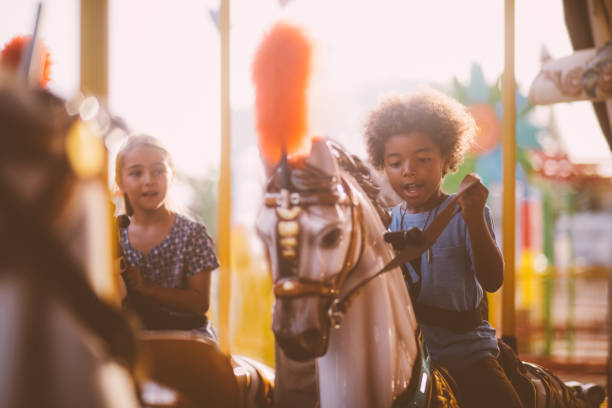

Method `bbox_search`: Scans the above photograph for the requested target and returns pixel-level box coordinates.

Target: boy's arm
[465,211,504,292]
[458,179,504,292]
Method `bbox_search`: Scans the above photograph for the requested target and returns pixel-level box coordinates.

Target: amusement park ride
[0,0,611,407]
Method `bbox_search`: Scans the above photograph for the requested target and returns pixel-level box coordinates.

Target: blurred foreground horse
[0,74,273,408]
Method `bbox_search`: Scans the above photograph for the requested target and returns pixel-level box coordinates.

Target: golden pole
[79,0,117,300]
[79,0,121,304]
[217,0,232,353]
[80,0,108,97]
[501,0,517,351]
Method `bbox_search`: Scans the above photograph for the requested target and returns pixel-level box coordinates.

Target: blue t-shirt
[389,195,499,370]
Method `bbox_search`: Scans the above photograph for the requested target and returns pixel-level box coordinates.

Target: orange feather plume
[252,21,313,166]
[1,35,52,88]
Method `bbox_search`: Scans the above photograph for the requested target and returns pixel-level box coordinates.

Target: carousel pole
[80,0,119,304]
[542,189,554,356]
[501,0,517,352]
[80,0,108,97]
[217,0,232,353]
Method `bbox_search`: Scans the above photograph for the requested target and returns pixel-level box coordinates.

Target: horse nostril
[301,328,327,350]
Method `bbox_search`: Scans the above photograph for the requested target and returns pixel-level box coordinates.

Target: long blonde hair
[114,134,174,216]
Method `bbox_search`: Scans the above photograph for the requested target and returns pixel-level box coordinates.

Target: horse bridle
[264,176,365,328]
[265,173,481,329]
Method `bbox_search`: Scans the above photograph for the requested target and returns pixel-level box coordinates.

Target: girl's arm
[123,266,211,315]
[458,179,504,292]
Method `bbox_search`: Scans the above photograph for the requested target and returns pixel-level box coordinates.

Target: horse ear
[305,138,340,178]
[263,161,276,178]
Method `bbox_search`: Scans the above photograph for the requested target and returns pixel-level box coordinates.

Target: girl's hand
[116,258,128,300]
[123,264,151,295]
[457,175,488,223]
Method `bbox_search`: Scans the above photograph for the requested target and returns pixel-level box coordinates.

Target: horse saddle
[137,332,274,407]
[123,292,208,331]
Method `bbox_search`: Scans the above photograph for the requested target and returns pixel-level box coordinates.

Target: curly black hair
[364,88,476,174]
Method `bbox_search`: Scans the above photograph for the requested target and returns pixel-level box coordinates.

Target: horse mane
[0,80,137,368]
[327,141,392,227]
[0,78,69,159]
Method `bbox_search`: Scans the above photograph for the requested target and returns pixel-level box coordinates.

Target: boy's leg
[449,356,523,408]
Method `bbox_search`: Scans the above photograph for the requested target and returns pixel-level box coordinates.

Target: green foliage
[490,76,502,105]
[452,77,470,105]
[443,155,476,193]
[516,148,534,175]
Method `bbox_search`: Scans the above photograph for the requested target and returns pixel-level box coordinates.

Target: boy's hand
[457,174,488,223]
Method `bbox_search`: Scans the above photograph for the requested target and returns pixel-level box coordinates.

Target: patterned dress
[120,213,219,336]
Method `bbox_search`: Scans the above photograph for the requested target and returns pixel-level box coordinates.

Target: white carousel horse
[256,139,457,407]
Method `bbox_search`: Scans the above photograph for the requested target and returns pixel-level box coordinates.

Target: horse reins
[267,172,480,329]
[329,174,480,327]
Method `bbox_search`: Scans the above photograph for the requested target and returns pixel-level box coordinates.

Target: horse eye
[321,228,342,249]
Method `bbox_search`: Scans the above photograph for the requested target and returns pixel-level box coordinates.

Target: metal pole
[608,262,611,403]
[542,189,554,356]
[565,192,575,356]
[80,0,119,304]
[501,0,517,352]
[80,0,108,97]
[217,0,232,353]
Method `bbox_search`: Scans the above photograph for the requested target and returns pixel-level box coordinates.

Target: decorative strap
[380,174,480,273]
[272,177,363,307]
[274,278,337,298]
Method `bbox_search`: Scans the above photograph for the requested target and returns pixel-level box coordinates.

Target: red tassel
[252,22,313,166]
[1,35,52,88]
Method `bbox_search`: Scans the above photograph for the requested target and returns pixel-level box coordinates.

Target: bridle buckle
[328,298,347,329]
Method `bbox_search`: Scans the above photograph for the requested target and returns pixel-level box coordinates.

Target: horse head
[251,20,406,364]
[256,136,424,408]
[256,139,366,360]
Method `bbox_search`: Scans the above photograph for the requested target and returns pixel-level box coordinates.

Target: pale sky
[2,0,611,176]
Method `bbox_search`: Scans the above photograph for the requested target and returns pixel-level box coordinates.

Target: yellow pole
[217,0,232,353]
[501,0,517,351]
[79,0,121,305]
[80,0,108,97]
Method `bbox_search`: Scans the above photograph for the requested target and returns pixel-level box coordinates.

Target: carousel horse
[252,22,605,408]
[0,72,141,408]
[0,74,273,408]
[256,137,605,408]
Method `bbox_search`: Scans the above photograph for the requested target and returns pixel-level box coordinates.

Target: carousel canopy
[528,0,612,151]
